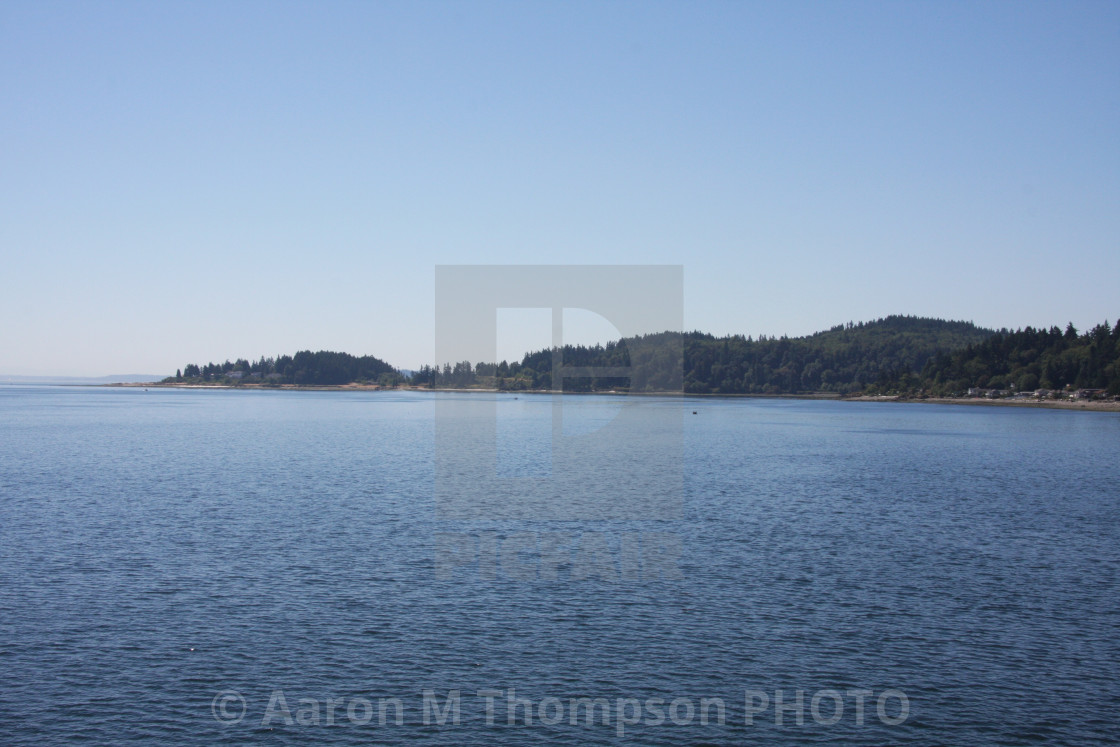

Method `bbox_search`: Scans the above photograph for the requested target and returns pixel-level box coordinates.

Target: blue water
[1,386,1118,745]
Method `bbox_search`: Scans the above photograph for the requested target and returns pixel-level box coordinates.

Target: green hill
[168,350,400,386]
[171,316,1120,397]
[871,321,1120,396]
[681,315,994,394]
[414,315,996,394]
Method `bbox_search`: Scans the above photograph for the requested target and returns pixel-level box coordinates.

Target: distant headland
[141,315,1119,407]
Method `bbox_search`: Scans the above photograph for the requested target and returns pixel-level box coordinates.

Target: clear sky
[1,1,1117,376]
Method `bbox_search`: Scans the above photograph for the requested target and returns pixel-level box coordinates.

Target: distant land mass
[159,315,1119,398]
[2,374,167,385]
[155,313,1111,400]
[869,320,1120,397]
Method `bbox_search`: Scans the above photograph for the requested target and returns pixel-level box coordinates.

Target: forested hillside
[167,316,1119,397]
[167,350,400,386]
[871,321,1120,396]
[681,316,992,394]
[413,316,995,394]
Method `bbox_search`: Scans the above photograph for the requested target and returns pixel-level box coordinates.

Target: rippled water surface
[1,386,1118,745]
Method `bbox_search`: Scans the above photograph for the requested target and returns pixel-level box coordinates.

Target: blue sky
[1,1,1117,376]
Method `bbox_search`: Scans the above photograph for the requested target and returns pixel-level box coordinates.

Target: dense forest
[167,350,401,386]
[166,316,1120,397]
[681,316,992,394]
[412,316,995,394]
[869,321,1120,396]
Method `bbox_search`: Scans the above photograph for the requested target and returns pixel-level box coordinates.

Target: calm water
[1,386,1118,745]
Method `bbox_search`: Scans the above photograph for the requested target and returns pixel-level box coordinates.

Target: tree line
[165,315,1120,396]
[411,316,997,394]
[168,350,401,386]
[869,320,1120,396]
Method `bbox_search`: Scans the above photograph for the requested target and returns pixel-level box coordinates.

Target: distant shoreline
[105,382,1120,411]
[844,394,1120,412]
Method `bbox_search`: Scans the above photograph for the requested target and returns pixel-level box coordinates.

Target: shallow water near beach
[1,385,1118,745]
